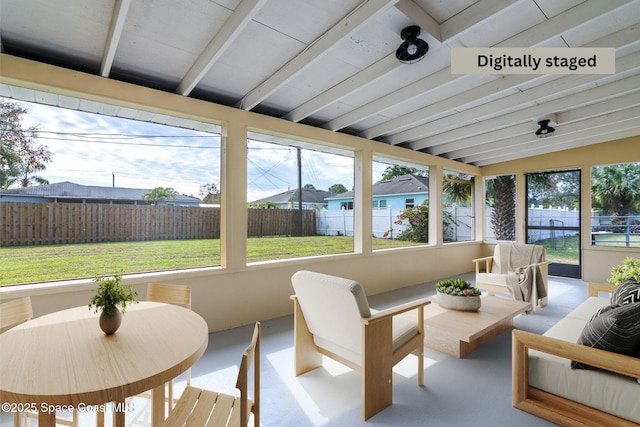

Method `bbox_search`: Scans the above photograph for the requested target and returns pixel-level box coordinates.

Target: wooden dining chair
[146,283,192,410]
[0,297,78,427]
[96,283,193,426]
[162,322,260,427]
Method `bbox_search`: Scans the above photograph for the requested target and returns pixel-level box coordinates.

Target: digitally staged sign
[451,48,616,75]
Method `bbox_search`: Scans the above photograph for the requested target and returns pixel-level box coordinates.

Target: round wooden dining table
[0,301,209,427]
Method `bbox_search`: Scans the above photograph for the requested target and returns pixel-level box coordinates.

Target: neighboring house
[326,174,429,210]
[0,181,201,206]
[249,188,332,210]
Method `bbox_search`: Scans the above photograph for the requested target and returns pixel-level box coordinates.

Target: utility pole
[297,148,303,236]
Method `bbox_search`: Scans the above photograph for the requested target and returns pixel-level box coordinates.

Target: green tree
[198,182,220,204]
[142,187,178,205]
[302,183,315,190]
[380,165,422,181]
[328,183,347,194]
[0,99,52,189]
[527,172,578,208]
[526,173,559,207]
[253,200,278,209]
[592,163,640,218]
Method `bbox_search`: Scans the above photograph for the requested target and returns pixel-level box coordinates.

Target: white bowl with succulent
[436,279,482,311]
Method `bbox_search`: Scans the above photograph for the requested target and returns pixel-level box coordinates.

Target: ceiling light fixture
[535,119,556,137]
[396,25,429,64]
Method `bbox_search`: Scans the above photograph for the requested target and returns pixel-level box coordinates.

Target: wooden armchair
[163,322,260,427]
[472,243,549,311]
[290,270,430,420]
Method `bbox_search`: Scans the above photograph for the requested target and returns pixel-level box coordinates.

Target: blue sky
[10,98,388,202]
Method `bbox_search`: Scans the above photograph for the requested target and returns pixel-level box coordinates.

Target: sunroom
[1,1,640,426]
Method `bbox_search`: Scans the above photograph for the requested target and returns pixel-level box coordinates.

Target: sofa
[512,282,640,426]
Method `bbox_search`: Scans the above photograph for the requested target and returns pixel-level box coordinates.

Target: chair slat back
[236,321,260,427]
[146,283,191,309]
[163,322,260,427]
[0,296,33,330]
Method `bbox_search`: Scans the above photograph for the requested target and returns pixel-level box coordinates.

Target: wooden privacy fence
[247,208,315,237]
[1,202,316,246]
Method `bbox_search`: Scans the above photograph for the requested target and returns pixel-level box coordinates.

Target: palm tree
[18,164,49,187]
[487,175,515,241]
[592,163,640,219]
[442,173,473,206]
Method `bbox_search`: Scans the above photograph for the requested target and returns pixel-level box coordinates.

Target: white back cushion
[292,270,370,359]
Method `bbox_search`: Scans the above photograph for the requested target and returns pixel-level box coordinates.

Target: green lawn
[0,236,420,285]
[536,235,580,265]
[534,234,640,265]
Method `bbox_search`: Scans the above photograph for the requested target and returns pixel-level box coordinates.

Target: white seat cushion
[528,297,640,423]
[476,272,509,287]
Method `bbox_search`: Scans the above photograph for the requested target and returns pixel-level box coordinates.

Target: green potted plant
[436,279,482,311]
[609,257,640,285]
[88,273,138,335]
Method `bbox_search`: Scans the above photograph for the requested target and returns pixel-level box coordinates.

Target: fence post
[342,207,346,236]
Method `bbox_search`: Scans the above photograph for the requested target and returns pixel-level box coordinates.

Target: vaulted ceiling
[1,0,639,166]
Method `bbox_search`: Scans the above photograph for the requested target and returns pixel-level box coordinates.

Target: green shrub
[395,202,429,243]
[609,257,640,285]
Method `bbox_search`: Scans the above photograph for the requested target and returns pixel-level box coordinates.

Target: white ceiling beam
[471,124,640,166]
[282,0,443,124]
[236,0,401,111]
[406,74,640,150]
[440,0,523,42]
[451,102,640,161]
[365,1,638,141]
[100,0,131,77]
[289,0,616,131]
[282,54,400,122]
[363,74,532,139]
[324,1,528,132]
[480,127,640,166]
[493,0,634,48]
[324,55,455,131]
[396,51,640,147]
[436,31,640,153]
[463,113,640,163]
[176,0,268,96]
[389,69,625,145]
[556,91,640,124]
[395,0,441,44]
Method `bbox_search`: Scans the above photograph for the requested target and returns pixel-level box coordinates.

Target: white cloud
[14,99,220,197]
[10,99,397,202]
